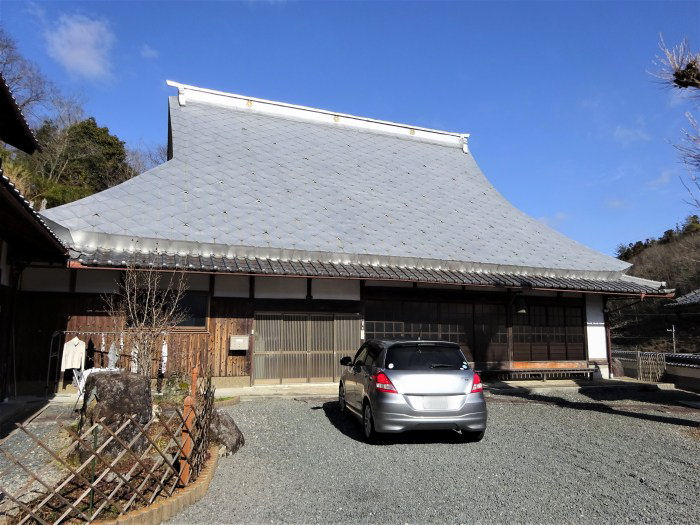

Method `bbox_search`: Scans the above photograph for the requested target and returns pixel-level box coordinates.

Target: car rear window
[384,344,469,370]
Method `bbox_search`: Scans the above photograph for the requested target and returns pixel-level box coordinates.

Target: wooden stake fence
[0,373,215,524]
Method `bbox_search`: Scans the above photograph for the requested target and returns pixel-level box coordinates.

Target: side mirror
[339,356,352,366]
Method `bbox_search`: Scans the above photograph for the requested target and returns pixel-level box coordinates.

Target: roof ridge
[166,80,470,152]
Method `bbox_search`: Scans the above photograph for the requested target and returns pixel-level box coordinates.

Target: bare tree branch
[654,35,700,90]
[104,252,188,376]
[0,27,55,123]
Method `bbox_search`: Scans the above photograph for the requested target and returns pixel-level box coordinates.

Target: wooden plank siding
[10,285,592,394]
[207,298,251,377]
[11,292,257,394]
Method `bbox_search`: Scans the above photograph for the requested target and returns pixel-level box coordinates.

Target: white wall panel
[585,294,607,360]
[186,273,210,291]
[75,270,119,294]
[255,276,307,299]
[21,268,70,292]
[311,279,360,300]
[214,275,249,297]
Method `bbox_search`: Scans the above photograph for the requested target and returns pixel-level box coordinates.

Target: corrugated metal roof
[71,248,668,296]
[42,83,632,276]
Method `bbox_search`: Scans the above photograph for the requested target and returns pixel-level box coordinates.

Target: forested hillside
[611,215,700,353]
[0,28,164,208]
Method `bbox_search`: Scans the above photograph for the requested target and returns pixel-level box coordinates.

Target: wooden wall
[12,292,256,394]
[208,298,252,377]
[0,285,12,398]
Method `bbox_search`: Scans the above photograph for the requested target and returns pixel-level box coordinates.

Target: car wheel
[462,429,485,442]
[338,383,346,414]
[362,402,377,442]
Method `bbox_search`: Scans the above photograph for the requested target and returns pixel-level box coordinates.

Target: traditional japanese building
[0,75,67,398]
[19,81,672,391]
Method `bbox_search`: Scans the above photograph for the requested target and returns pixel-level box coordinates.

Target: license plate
[422,396,448,410]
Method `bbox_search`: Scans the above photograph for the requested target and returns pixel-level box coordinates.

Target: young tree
[105,257,188,376]
[21,116,135,206]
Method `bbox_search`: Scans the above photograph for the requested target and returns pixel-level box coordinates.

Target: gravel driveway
[172,390,700,524]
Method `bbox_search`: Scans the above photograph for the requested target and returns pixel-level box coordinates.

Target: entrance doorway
[253,312,361,384]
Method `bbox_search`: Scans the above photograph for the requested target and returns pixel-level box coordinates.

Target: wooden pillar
[603,296,613,379]
[506,289,514,368]
[179,394,195,486]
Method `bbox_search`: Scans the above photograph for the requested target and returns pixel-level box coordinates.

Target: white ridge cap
[166,80,469,149]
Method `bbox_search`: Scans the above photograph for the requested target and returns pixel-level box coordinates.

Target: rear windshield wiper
[429,364,455,369]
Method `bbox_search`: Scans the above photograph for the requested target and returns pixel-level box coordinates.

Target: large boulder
[209,409,245,456]
[79,370,152,456]
[611,358,625,379]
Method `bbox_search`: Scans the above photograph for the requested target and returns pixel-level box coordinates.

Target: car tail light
[470,372,483,393]
[373,372,398,394]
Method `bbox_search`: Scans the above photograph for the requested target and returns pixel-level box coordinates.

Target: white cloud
[606,198,625,209]
[140,44,159,59]
[538,211,568,227]
[647,169,674,188]
[613,122,651,145]
[45,14,115,80]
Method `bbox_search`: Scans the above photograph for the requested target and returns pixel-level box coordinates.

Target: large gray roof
[43,82,634,284]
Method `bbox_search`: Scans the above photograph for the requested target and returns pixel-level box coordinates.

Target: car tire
[338,383,346,414]
[462,429,485,442]
[362,401,377,442]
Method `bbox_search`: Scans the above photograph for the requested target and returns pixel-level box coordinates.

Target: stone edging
[96,444,221,525]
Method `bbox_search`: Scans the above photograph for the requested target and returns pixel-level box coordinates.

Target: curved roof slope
[43,84,629,277]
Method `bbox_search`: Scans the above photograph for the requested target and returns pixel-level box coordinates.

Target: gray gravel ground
[0,402,76,517]
[172,390,700,525]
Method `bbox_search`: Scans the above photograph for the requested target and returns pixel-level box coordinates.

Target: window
[353,345,369,366]
[385,343,468,370]
[175,292,208,327]
[364,344,381,368]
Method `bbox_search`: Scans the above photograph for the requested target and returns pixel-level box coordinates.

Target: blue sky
[1,1,698,256]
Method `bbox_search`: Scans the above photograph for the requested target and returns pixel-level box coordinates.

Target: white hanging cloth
[60,336,86,371]
[130,344,138,373]
[161,338,168,374]
[107,341,118,369]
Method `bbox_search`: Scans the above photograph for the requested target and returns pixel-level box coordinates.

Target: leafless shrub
[655,36,700,90]
[126,143,168,175]
[104,255,187,376]
[654,36,700,209]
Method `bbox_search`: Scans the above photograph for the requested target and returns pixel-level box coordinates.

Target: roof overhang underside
[0,75,39,153]
[0,174,66,261]
[70,247,671,297]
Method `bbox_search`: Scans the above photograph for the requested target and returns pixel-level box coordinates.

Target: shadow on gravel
[315,401,468,445]
[490,389,700,428]
[0,398,48,440]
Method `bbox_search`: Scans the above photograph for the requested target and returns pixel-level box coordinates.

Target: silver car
[338,340,487,442]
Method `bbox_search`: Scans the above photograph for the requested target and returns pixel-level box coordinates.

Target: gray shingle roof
[43,82,644,287]
[72,248,666,296]
[667,288,700,306]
